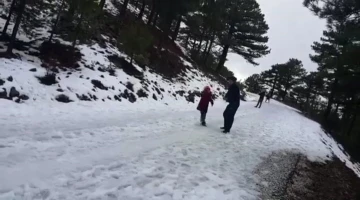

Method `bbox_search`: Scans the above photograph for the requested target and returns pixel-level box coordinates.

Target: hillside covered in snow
[1,0,360,199]
[0,0,243,106]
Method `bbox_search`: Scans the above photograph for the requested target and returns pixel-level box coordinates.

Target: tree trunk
[6,0,25,55]
[2,0,17,36]
[72,13,84,48]
[99,0,106,9]
[184,33,190,49]
[147,0,156,25]
[130,54,134,65]
[191,38,197,50]
[216,44,230,71]
[347,105,357,136]
[324,78,339,120]
[67,1,76,19]
[134,0,140,10]
[216,22,235,71]
[283,74,292,101]
[203,39,209,56]
[271,75,278,96]
[120,0,130,17]
[138,0,146,20]
[196,30,205,53]
[172,15,182,41]
[152,13,159,26]
[162,14,174,36]
[335,103,340,114]
[203,32,215,65]
[49,0,65,42]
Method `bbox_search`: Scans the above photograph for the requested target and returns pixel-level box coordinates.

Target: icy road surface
[0,100,358,200]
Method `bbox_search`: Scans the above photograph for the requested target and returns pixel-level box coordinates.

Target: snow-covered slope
[0,40,226,105]
[0,0,227,106]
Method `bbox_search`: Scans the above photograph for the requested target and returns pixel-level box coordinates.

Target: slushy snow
[1,96,359,200]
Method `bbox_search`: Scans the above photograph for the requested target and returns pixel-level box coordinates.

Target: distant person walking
[265,93,271,103]
[221,76,240,133]
[197,86,214,126]
[255,90,266,108]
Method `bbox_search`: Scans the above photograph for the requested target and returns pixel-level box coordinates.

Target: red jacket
[197,91,213,112]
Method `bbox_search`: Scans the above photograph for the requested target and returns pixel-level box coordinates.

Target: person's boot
[222,130,230,134]
[220,127,225,129]
[201,121,206,126]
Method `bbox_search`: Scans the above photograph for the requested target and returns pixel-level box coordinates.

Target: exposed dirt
[39,41,82,69]
[285,157,360,200]
[256,152,360,200]
[107,55,143,79]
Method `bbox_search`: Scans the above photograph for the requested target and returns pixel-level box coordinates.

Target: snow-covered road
[0,100,358,200]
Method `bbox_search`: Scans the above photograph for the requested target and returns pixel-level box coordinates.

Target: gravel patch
[254,151,301,200]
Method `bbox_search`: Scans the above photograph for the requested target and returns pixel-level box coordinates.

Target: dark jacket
[259,91,266,99]
[225,83,240,105]
[197,92,214,112]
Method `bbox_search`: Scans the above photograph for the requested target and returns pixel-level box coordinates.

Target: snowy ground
[1,98,359,200]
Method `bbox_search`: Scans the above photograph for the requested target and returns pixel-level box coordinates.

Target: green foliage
[244,74,262,93]
[65,0,101,46]
[120,23,153,65]
[216,0,270,70]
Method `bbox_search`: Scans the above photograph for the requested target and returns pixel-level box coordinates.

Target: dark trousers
[223,103,239,131]
[200,111,207,123]
[255,98,264,108]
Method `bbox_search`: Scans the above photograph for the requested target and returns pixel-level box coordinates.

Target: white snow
[1,1,360,199]
[1,97,359,200]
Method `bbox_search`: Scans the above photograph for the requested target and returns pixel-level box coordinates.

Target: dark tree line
[245,0,360,161]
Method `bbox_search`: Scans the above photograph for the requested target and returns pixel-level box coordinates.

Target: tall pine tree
[216,0,269,71]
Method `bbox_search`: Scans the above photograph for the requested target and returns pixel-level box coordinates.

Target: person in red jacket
[197,86,214,126]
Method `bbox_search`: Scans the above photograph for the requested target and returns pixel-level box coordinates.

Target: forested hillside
[0,0,269,104]
[244,0,360,162]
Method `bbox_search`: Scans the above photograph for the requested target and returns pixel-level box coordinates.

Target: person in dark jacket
[255,89,266,108]
[221,76,240,133]
[197,86,214,126]
[265,93,271,103]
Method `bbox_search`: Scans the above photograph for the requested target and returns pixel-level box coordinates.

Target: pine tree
[244,74,262,93]
[120,0,130,17]
[277,59,306,100]
[49,0,66,42]
[261,64,282,96]
[64,0,100,48]
[1,0,17,37]
[216,0,269,71]
[99,0,106,9]
[120,23,153,65]
[137,0,146,20]
[6,0,26,55]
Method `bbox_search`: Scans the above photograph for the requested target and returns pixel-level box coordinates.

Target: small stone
[7,76,13,82]
[152,93,158,101]
[0,88,7,99]
[9,87,20,98]
[55,94,72,103]
[19,94,29,100]
[29,68,37,72]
